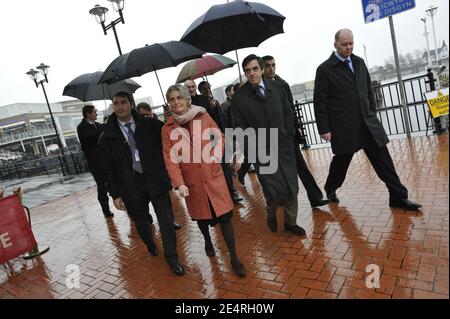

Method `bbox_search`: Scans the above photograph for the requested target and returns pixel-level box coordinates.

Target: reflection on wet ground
[0,135,448,299]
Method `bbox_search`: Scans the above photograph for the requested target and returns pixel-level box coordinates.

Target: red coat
[162,112,233,221]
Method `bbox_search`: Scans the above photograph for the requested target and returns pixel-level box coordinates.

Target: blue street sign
[362,0,416,24]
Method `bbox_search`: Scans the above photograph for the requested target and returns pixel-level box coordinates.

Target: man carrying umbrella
[232,54,306,236]
[98,92,185,276]
[77,105,113,218]
[262,55,330,209]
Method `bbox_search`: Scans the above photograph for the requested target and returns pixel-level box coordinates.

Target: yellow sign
[425,88,449,118]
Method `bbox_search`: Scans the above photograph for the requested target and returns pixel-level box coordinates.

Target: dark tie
[344,59,354,74]
[124,123,144,174]
[255,85,265,98]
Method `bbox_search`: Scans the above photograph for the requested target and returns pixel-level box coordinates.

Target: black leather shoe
[103,211,114,218]
[205,242,216,257]
[147,244,159,257]
[173,222,182,231]
[267,216,277,233]
[170,263,185,276]
[232,193,243,204]
[285,224,307,237]
[389,199,422,211]
[325,188,340,203]
[310,198,331,208]
[231,260,247,277]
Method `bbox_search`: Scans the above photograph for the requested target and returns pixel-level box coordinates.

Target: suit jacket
[231,79,299,200]
[313,53,389,155]
[77,119,104,173]
[97,111,172,212]
[192,94,227,133]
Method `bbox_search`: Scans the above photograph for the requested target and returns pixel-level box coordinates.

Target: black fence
[295,70,449,148]
[0,152,89,182]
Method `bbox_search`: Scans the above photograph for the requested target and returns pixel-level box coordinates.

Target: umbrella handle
[234,50,243,85]
[154,68,167,105]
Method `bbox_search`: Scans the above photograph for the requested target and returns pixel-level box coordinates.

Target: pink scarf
[172,105,207,125]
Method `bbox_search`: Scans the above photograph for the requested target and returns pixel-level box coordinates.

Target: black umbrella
[63,71,141,102]
[180,0,285,82]
[99,41,204,103]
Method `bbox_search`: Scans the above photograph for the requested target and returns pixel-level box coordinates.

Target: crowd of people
[77,29,422,277]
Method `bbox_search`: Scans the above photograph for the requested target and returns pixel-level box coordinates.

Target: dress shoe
[170,263,185,276]
[285,224,307,237]
[205,241,216,257]
[231,260,247,277]
[325,188,340,203]
[310,198,331,208]
[103,211,114,218]
[267,216,277,233]
[147,244,159,257]
[173,222,182,231]
[389,199,422,211]
[232,193,243,204]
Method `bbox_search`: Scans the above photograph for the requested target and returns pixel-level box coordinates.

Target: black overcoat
[231,79,299,200]
[313,53,389,155]
[97,111,172,212]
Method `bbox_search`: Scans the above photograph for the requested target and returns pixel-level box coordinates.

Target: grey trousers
[267,196,299,226]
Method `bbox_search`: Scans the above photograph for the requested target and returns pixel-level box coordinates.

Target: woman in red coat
[162,84,246,277]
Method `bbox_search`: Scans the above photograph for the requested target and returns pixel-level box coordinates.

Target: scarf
[172,105,207,125]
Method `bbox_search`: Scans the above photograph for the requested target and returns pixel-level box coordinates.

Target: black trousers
[294,145,324,203]
[325,134,408,201]
[130,173,179,265]
[91,170,110,214]
[222,162,235,198]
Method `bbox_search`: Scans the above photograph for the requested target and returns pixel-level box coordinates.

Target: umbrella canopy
[99,41,204,85]
[180,0,285,55]
[176,54,236,83]
[63,71,141,102]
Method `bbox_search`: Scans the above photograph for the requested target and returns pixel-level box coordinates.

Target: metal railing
[0,152,89,182]
[0,125,55,145]
[295,70,449,148]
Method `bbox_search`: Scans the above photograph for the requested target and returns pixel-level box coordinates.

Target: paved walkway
[0,135,448,299]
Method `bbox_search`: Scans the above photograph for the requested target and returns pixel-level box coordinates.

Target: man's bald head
[335,29,353,42]
[184,80,197,97]
[334,29,354,58]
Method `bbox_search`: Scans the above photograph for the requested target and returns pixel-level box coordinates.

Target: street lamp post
[421,18,432,66]
[26,64,66,157]
[426,5,440,65]
[89,0,125,56]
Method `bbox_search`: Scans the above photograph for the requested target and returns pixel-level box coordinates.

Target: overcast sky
[0,0,448,108]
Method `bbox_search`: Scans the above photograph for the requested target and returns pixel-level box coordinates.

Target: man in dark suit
[77,105,113,218]
[313,29,422,211]
[263,55,329,209]
[98,92,185,276]
[232,54,306,236]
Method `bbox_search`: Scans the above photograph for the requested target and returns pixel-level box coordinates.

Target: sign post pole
[389,16,411,137]
[362,0,416,138]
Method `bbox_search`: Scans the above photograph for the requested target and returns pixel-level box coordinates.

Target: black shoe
[173,222,182,231]
[285,224,307,237]
[232,193,243,204]
[310,198,331,208]
[267,216,277,233]
[238,175,246,186]
[170,263,185,276]
[231,260,247,277]
[389,199,422,211]
[103,211,114,218]
[205,241,216,257]
[325,188,339,203]
[147,243,159,257]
